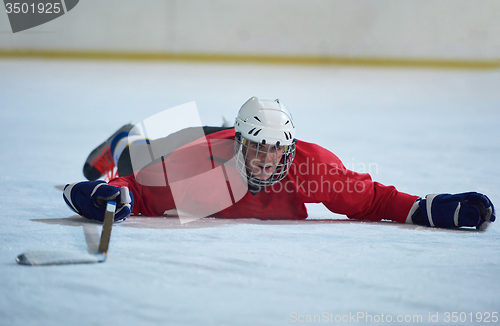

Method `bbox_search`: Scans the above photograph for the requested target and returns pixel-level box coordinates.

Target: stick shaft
[98,201,116,254]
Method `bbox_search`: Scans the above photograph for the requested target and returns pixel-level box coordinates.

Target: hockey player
[63,97,495,229]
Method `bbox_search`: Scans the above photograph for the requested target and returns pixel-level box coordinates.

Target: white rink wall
[0,0,499,60]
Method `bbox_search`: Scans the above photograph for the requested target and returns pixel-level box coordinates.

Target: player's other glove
[63,180,134,222]
[409,192,495,230]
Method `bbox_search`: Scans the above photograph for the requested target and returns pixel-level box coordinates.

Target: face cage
[234,133,297,189]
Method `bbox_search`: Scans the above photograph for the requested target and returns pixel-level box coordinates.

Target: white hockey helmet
[235,97,296,146]
[234,97,297,189]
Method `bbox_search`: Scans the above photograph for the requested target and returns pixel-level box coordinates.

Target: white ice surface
[0,59,499,325]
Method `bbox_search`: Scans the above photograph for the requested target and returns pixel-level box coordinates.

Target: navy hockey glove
[63,180,134,222]
[410,192,495,229]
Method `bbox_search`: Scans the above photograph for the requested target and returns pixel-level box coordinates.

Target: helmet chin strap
[246,178,267,195]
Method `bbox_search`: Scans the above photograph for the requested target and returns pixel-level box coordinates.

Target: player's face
[244,140,285,181]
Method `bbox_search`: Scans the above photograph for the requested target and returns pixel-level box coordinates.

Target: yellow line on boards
[0,49,499,70]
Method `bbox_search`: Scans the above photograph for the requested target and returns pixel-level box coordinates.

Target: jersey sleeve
[108,130,238,217]
[322,174,419,223]
[108,163,176,216]
[292,141,418,223]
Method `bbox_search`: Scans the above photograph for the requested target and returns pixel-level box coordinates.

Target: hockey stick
[16,201,117,266]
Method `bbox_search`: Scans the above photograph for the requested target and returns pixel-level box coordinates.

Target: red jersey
[109,129,418,223]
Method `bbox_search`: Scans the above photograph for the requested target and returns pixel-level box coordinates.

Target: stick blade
[16,251,105,266]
